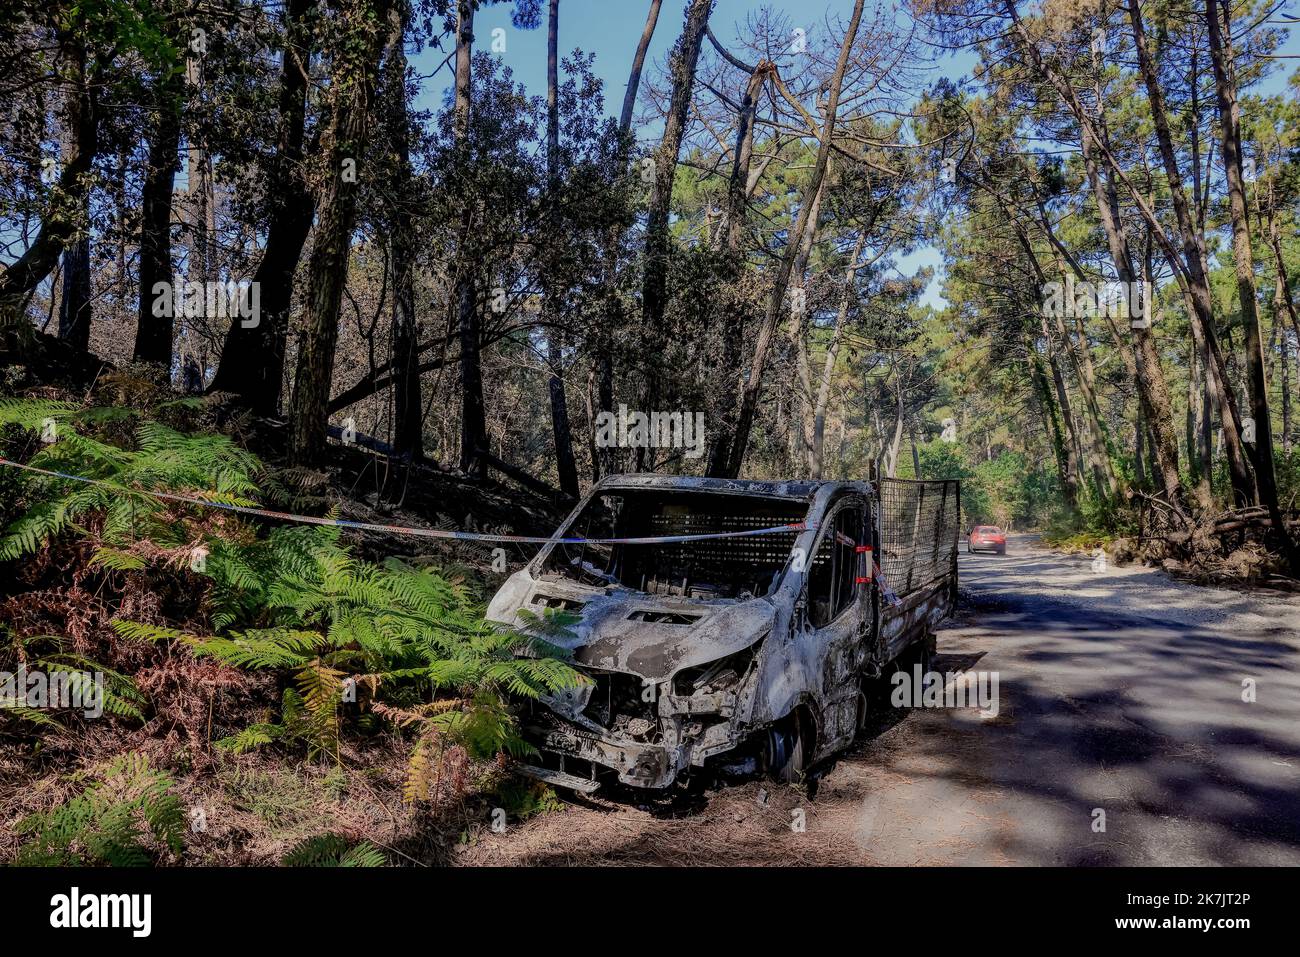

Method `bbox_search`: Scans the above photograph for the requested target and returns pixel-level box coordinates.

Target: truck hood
[503,580,776,683]
[567,593,774,681]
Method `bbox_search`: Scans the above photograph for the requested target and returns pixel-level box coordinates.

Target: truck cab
[486,474,959,793]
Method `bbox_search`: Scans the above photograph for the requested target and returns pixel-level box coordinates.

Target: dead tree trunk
[591,0,665,480]
[638,0,713,469]
[57,234,92,351]
[620,0,664,134]
[208,0,317,415]
[452,0,490,478]
[288,0,390,464]
[384,5,424,461]
[1206,0,1297,565]
[543,0,579,496]
[134,68,182,367]
[706,50,772,476]
[722,0,865,477]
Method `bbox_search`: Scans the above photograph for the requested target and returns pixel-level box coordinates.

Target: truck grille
[582,670,658,739]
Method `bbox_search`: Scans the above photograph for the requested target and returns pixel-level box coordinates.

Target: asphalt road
[461,535,1300,865]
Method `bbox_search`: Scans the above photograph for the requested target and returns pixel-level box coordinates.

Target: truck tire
[766,712,809,784]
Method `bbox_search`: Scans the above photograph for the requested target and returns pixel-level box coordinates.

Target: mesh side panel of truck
[878,478,960,596]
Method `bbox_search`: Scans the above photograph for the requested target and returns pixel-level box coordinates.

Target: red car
[968,525,1006,555]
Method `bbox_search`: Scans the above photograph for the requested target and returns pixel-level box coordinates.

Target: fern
[2,399,587,776]
[0,404,262,561]
[282,834,386,867]
[0,704,63,729]
[215,722,284,754]
[294,658,344,762]
[1,631,146,726]
[0,396,80,432]
[89,546,147,571]
[110,620,196,645]
[14,754,184,866]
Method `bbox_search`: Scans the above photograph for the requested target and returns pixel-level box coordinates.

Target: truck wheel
[854,688,870,735]
[766,713,809,784]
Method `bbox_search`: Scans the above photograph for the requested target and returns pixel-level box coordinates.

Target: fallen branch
[474,447,575,506]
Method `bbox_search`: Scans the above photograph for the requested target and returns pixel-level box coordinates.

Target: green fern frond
[0,397,79,430]
[111,619,196,645]
[282,834,386,867]
[215,723,284,754]
[90,547,147,571]
[0,704,66,729]
[14,754,183,866]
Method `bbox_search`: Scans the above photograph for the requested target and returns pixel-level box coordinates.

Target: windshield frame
[529,483,815,599]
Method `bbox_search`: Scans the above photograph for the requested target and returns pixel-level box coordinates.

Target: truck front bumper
[525,720,687,790]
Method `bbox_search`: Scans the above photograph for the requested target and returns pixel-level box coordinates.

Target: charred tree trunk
[183,51,213,286]
[181,50,214,387]
[384,5,424,461]
[642,0,712,335]
[590,0,665,480]
[452,0,489,478]
[706,55,770,476]
[134,69,182,367]
[208,0,317,414]
[543,0,579,496]
[288,0,390,464]
[638,0,713,469]
[57,233,92,350]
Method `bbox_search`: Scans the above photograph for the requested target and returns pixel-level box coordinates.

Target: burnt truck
[486,474,960,794]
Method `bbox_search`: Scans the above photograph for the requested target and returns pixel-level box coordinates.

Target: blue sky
[410,1,1300,309]
[414,1,891,116]
[410,0,1294,310]
[412,0,967,306]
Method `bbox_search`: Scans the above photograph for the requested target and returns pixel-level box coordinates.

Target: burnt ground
[456,535,1300,866]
